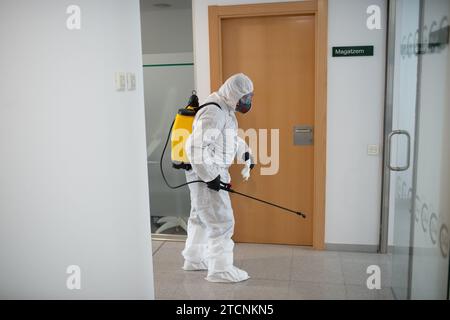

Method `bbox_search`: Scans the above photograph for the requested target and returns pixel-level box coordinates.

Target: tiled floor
[152,240,394,300]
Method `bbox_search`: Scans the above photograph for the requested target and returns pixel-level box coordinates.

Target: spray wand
[218,181,306,219]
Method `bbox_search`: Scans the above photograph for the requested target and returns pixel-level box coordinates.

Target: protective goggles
[236,93,254,114]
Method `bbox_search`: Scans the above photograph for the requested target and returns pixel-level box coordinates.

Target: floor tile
[152,241,393,300]
[345,285,394,300]
[339,252,388,264]
[153,272,183,300]
[291,253,344,284]
[172,275,235,300]
[152,241,164,254]
[232,279,289,300]
[160,241,186,250]
[340,253,391,287]
[152,243,185,274]
[241,256,291,281]
[237,244,293,281]
[288,281,346,300]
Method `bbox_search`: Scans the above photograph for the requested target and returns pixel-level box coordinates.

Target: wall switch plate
[126,72,136,91]
[115,72,126,91]
[368,144,380,155]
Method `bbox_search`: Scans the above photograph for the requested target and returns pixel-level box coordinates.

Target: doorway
[208,1,328,248]
[140,0,194,239]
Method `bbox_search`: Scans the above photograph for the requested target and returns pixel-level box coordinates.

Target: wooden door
[221,14,315,246]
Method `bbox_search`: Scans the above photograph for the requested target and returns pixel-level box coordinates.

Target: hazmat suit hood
[217,73,254,111]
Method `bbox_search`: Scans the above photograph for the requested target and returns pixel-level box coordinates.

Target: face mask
[236,93,253,114]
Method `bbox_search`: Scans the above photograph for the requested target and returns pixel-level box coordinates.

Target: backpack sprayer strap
[197,102,222,112]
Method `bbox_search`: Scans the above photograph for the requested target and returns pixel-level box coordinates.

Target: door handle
[387,130,411,172]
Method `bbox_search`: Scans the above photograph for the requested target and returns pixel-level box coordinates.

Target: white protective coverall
[182,73,253,283]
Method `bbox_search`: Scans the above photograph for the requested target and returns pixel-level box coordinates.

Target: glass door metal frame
[379,0,398,255]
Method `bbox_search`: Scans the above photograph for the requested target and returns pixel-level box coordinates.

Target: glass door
[386,0,450,299]
[143,63,194,237]
[409,0,450,300]
[140,0,194,237]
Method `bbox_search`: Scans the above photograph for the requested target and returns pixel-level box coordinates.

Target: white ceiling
[140,0,192,11]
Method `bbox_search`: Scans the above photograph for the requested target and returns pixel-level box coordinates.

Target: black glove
[207,175,221,192]
[243,152,255,170]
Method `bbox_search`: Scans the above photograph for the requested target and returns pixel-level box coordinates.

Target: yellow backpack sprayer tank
[168,92,222,171]
[170,107,196,165]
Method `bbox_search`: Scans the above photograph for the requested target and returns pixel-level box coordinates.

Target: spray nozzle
[188,90,199,109]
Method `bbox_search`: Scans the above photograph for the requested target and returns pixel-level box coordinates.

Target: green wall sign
[332,46,374,57]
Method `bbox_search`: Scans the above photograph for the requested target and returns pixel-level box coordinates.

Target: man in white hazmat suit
[182,73,255,283]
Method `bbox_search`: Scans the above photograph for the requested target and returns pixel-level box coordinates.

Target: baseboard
[151,234,187,242]
[326,243,379,253]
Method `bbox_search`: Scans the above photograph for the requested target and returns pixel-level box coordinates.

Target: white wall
[192,0,387,247]
[325,0,386,247]
[0,0,154,299]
